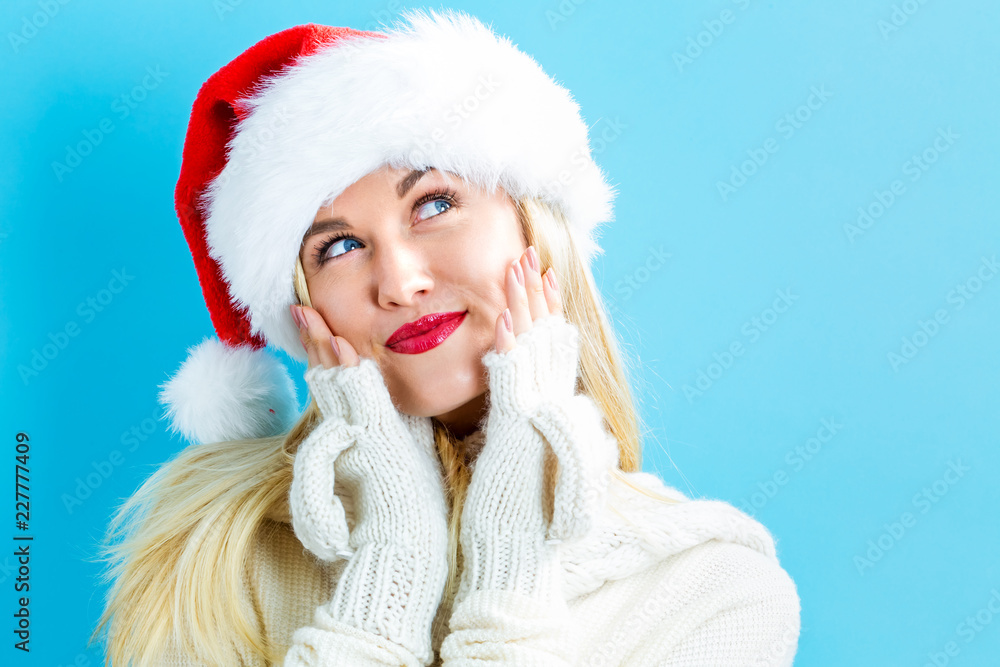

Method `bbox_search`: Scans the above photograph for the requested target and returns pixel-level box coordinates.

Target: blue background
[2,1,998,664]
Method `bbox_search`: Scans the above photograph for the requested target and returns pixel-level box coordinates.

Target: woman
[93,9,801,666]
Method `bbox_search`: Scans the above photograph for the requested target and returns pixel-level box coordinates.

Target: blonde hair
[90,195,680,666]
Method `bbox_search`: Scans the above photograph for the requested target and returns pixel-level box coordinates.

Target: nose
[374,239,434,309]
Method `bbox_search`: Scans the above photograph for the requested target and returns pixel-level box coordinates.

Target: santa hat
[159,8,617,446]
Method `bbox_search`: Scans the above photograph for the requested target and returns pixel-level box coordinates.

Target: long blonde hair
[90,195,680,666]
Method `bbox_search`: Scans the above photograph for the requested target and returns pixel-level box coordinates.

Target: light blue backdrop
[2,1,997,665]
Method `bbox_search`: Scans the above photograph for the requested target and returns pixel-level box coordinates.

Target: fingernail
[526,246,540,272]
[502,308,512,332]
[291,304,303,328]
[513,260,524,286]
[546,268,559,291]
[329,335,341,359]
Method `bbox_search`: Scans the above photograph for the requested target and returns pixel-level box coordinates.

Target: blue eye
[413,187,458,221]
[312,188,458,267]
[416,198,452,219]
[315,233,361,264]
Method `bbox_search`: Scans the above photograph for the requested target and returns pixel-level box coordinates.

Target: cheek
[308,286,376,353]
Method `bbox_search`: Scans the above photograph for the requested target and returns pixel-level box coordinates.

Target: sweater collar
[555,470,779,599]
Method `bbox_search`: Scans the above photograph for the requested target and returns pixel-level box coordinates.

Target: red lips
[386,311,466,350]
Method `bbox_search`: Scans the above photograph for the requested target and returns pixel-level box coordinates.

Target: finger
[332,335,360,368]
[542,267,563,318]
[495,308,516,354]
[292,304,318,368]
[522,246,548,323]
[506,257,532,336]
[299,306,339,369]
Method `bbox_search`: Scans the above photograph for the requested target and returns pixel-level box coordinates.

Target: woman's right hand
[295,303,361,370]
[288,304,450,561]
[285,304,451,667]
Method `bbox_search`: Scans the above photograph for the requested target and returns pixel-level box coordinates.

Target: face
[299,165,527,437]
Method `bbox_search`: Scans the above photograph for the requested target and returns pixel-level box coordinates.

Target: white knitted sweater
[158,470,800,666]
[157,317,801,666]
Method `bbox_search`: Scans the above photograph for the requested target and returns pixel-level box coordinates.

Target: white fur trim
[158,337,299,445]
[201,8,616,360]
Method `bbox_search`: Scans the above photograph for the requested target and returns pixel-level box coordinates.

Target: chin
[385,337,489,423]
[401,391,478,420]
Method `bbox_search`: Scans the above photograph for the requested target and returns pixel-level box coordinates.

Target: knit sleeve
[284,359,451,666]
[623,541,802,667]
[284,609,429,666]
[439,587,578,666]
[439,315,618,666]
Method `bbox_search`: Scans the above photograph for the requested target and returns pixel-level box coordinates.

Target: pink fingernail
[329,335,341,359]
[502,308,512,332]
[526,246,540,272]
[546,268,559,291]
[513,261,524,286]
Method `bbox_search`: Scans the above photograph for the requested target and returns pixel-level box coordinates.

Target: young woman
[93,9,801,666]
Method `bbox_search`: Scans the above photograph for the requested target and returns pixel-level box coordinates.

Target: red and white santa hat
[159,8,617,446]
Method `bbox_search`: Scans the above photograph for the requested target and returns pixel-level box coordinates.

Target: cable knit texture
[285,359,450,666]
[153,323,802,666]
[437,314,617,665]
[156,483,801,666]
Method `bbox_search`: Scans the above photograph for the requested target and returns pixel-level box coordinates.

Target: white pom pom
[158,337,300,445]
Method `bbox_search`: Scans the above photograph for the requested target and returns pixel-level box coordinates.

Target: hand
[455,246,603,605]
[485,247,614,543]
[288,303,447,556]
[493,245,564,354]
[293,303,360,369]
[286,304,450,664]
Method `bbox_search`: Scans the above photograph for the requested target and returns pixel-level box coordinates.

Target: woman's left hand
[453,246,615,604]
[441,246,617,662]
[494,245,563,353]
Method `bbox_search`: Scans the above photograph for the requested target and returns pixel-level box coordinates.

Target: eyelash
[312,187,459,267]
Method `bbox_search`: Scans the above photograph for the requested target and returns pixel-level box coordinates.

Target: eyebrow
[301,168,433,245]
